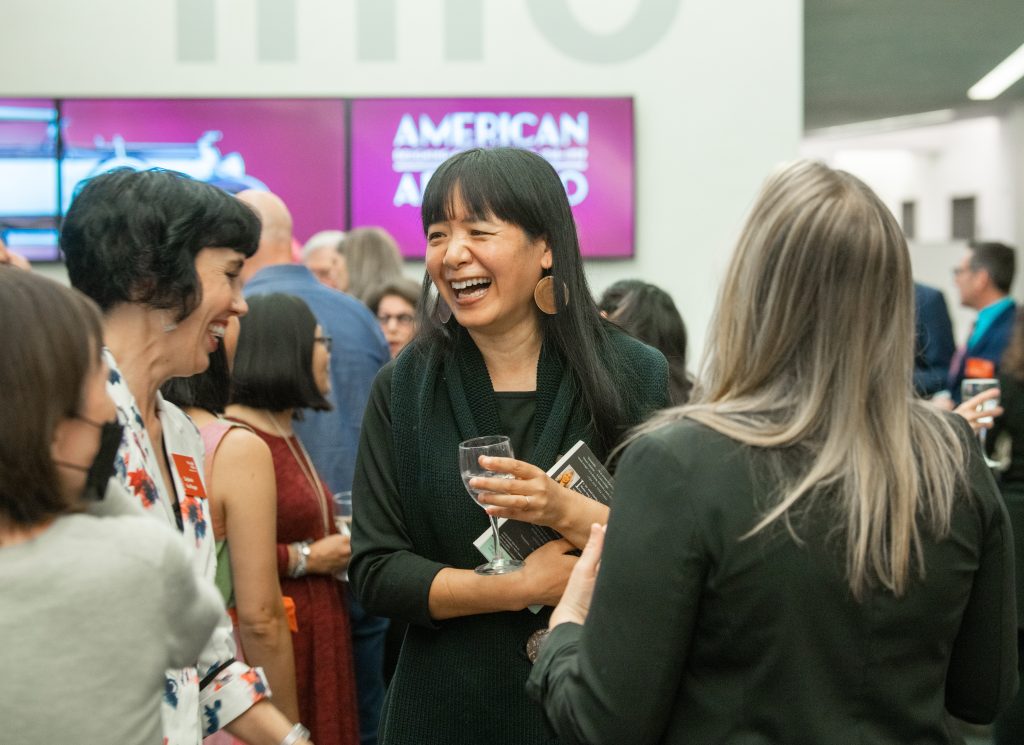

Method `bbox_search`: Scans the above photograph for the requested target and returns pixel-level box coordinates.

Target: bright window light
[968,42,1024,100]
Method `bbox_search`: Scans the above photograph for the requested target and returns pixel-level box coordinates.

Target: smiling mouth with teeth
[209,324,227,339]
[451,277,492,300]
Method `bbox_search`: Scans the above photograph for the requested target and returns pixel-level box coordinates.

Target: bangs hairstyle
[161,342,231,415]
[418,147,638,454]
[61,168,260,322]
[0,269,105,526]
[630,160,966,598]
[230,293,331,415]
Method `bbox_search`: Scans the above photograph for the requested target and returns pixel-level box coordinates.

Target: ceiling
[804,0,1024,130]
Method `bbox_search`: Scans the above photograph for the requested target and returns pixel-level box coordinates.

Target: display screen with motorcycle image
[1,98,347,262]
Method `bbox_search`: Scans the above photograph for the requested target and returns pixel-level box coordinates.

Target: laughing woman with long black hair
[349,148,669,745]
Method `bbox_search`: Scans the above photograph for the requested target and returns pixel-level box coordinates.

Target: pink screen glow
[350,97,635,259]
[60,99,346,244]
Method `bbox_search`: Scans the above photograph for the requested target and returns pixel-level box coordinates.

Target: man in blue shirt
[946,241,1017,404]
[239,190,390,745]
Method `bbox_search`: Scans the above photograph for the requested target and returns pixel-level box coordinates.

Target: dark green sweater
[350,327,668,745]
[528,416,1018,745]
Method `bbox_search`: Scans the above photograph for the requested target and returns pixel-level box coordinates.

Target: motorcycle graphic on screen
[61,130,268,209]
[1,104,267,257]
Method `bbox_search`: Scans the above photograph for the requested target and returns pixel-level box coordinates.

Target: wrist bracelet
[526,628,551,664]
[290,541,311,578]
[280,722,310,745]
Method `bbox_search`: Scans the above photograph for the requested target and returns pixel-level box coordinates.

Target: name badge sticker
[965,357,996,379]
[171,454,208,499]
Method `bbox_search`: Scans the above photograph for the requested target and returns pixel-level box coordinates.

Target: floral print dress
[105,350,270,745]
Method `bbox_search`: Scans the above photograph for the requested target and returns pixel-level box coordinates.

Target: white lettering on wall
[391,110,591,207]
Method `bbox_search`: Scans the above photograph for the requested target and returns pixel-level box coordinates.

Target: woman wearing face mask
[61,169,313,745]
[0,268,224,744]
[225,293,359,745]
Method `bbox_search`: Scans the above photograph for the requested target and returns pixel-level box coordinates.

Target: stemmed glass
[459,435,524,575]
[962,378,1001,468]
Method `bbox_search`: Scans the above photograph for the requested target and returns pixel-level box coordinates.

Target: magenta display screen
[60,99,346,244]
[350,97,635,259]
[0,98,60,261]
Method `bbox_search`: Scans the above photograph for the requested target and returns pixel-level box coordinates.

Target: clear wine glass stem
[489,515,502,562]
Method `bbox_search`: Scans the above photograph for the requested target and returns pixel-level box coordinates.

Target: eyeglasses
[315,335,333,353]
[378,313,415,327]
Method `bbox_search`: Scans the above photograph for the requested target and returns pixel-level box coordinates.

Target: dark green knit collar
[442,326,583,468]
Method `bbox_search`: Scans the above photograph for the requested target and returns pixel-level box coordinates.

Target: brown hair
[338,227,405,302]
[0,268,105,526]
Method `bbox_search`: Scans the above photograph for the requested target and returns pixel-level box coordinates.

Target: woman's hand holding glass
[954,387,1003,434]
[471,456,610,549]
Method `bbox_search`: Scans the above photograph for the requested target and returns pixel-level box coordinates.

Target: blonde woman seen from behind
[528,160,1018,745]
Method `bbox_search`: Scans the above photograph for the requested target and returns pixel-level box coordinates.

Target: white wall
[3,0,803,359]
[801,111,1024,346]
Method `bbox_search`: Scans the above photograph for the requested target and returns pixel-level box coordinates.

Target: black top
[350,328,669,745]
[528,416,1018,745]
[495,391,537,464]
[991,373,1024,627]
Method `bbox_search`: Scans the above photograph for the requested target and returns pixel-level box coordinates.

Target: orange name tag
[965,357,996,379]
[171,454,207,499]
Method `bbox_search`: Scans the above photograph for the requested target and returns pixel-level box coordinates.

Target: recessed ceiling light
[968,42,1024,100]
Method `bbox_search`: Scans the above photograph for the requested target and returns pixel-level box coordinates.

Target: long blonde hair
[637,160,966,598]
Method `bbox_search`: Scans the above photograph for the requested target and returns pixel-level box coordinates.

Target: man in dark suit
[946,241,1017,404]
[913,282,955,397]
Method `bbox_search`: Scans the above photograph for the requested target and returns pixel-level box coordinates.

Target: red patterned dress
[235,421,360,745]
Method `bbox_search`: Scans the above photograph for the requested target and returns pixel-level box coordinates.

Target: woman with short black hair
[226,293,359,745]
[61,168,311,745]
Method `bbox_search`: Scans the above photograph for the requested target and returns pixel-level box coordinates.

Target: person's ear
[540,240,553,271]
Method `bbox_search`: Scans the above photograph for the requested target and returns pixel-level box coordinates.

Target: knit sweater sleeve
[349,364,445,628]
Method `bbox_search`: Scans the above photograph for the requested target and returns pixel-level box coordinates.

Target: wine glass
[962,378,1001,468]
[459,435,524,575]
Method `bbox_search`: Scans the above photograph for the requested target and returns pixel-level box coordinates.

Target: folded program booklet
[472,439,614,563]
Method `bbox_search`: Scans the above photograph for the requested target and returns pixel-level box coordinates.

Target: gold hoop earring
[534,275,567,315]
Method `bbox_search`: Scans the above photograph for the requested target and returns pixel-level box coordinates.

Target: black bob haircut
[230,293,331,415]
[161,342,231,415]
[418,147,637,455]
[61,168,260,322]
